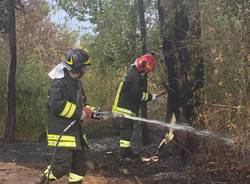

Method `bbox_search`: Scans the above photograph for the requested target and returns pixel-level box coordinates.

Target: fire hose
[45,91,169,182]
[44,108,125,184]
[45,120,77,184]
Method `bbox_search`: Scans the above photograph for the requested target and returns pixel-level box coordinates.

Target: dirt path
[0,139,249,184]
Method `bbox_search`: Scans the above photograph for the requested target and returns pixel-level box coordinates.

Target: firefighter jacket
[112,66,153,117]
[47,70,93,149]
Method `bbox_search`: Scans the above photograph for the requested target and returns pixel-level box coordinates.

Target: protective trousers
[44,148,86,184]
[119,118,134,156]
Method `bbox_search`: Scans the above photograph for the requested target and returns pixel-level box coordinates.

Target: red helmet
[135,54,156,73]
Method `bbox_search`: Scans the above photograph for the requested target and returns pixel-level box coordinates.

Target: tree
[158,0,180,121]
[16,0,76,68]
[158,0,204,122]
[57,0,140,67]
[138,0,149,145]
[158,0,204,159]
[5,0,17,142]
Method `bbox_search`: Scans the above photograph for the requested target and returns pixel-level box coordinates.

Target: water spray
[96,111,234,145]
[123,113,234,162]
[125,115,234,145]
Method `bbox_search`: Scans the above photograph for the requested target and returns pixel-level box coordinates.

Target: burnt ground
[0,137,249,184]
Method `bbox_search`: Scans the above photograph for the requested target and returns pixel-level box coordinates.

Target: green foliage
[202,0,249,104]
[0,40,7,137]
[0,0,8,33]
[0,42,50,140]
[15,61,49,140]
[197,0,250,139]
[59,0,141,67]
[41,1,50,16]
[83,63,125,109]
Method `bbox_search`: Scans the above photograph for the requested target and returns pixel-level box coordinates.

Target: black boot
[35,175,47,184]
[35,175,54,184]
[120,147,140,162]
[68,181,83,184]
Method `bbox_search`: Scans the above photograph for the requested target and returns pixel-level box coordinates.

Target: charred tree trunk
[158,0,204,124]
[5,0,17,142]
[127,0,138,62]
[138,0,149,145]
[158,0,181,121]
[158,0,204,160]
[181,0,204,122]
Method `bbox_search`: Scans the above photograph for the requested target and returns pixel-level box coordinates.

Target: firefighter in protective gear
[112,53,157,161]
[36,48,95,184]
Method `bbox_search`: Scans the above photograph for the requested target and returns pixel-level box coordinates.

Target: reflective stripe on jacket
[47,70,88,149]
[112,66,153,117]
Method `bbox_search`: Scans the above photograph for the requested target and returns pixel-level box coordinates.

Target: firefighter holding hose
[36,48,96,184]
[112,53,158,161]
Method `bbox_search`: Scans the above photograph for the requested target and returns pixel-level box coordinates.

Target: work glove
[81,107,93,120]
[152,94,157,101]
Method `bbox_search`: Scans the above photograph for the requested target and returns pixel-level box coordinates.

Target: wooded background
[0,0,249,176]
